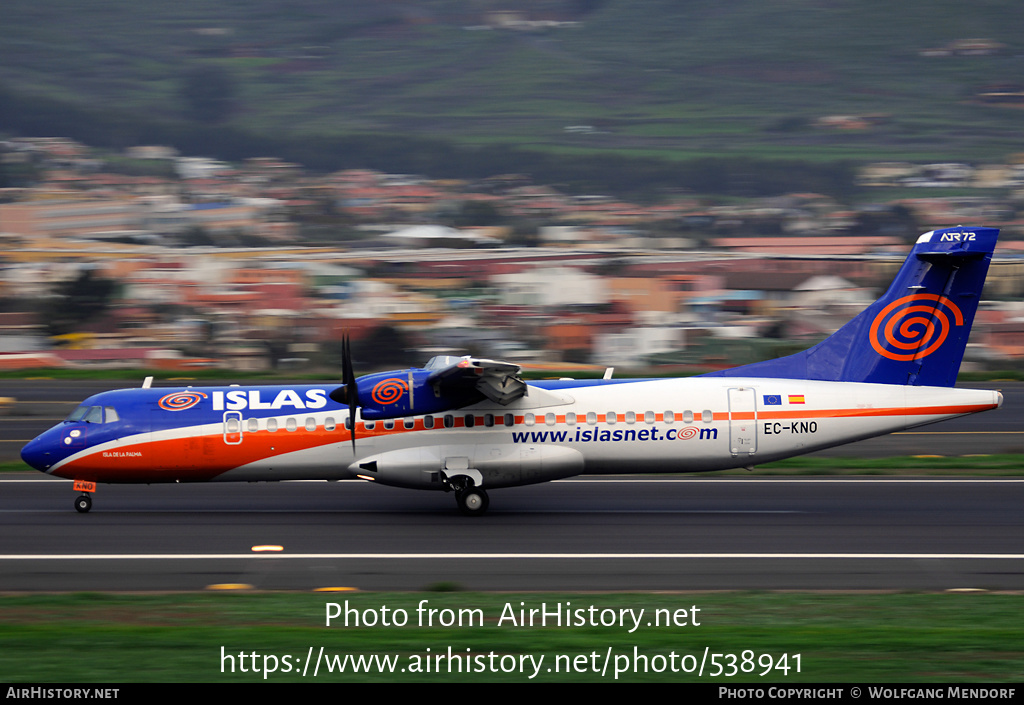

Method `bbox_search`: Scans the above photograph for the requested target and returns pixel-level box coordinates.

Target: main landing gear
[443,473,490,516]
[455,486,489,516]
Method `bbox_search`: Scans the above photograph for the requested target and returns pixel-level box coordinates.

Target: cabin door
[728,387,757,458]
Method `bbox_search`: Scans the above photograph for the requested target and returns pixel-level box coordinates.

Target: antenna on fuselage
[603,367,614,380]
[142,376,153,389]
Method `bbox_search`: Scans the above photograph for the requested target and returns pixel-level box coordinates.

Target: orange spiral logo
[371,378,408,405]
[869,294,964,362]
[158,391,207,411]
[675,426,698,441]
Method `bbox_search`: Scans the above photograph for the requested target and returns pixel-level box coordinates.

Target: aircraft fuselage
[23,378,1001,490]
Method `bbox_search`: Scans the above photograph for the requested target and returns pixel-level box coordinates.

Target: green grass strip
[0,592,1020,682]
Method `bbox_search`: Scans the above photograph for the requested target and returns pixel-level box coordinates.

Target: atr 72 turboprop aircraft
[21,227,1003,515]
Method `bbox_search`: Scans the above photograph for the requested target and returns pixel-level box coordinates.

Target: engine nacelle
[335,369,484,420]
[350,444,584,490]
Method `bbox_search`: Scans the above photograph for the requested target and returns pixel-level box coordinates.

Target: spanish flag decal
[788,395,806,404]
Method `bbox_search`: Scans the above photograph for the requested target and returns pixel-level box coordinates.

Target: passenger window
[702,409,713,423]
[565,412,576,426]
[524,413,535,426]
[545,412,556,426]
[383,419,395,430]
[464,415,475,428]
[305,417,317,432]
[625,411,636,424]
[404,418,415,429]
[424,415,435,429]
[606,411,616,424]
[683,410,694,423]
[344,417,353,431]
[364,420,375,430]
[325,417,336,431]
[664,410,675,423]
[286,418,297,432]
[444,415,454,428]
[587,411,597,425]
[484,414,494,427]
[247,418,259,433]
[644,411,655,424]
[267,418,278,432]
[504,413,514,426]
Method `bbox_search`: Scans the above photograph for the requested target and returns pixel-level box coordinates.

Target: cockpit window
[66,405,90,422]
[65,405,118,424]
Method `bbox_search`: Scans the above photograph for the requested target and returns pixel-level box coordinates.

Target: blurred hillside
[1,1,1023,194]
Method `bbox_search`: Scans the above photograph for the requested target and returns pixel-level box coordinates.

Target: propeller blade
[342,334,358,451]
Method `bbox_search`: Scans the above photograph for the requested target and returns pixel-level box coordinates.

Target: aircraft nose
[20,435,53,472]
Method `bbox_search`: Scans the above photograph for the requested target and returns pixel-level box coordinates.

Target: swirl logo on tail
[158,391,208,411]
[869,294,964,361]
[371,378,408,405]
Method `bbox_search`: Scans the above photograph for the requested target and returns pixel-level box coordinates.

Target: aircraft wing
[426,357,527,405]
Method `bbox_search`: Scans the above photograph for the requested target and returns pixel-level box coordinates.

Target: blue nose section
[21,422,89,472]
[21,434,55,472]
[20,438,49,471]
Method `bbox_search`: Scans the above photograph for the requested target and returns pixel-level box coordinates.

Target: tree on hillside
[451,200,503,227]
[355,325,417,369]
[180,65,237,124]
[41,270,118,339]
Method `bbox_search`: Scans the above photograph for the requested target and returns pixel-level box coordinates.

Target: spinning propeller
[329,334,360,450]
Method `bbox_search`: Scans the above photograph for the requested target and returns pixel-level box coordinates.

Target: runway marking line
[893,431,1024,434]
[5,476,1024,484]
[1,553,1023,560]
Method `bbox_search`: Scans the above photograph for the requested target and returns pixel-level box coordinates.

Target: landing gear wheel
[456,487,489,516]
[74,495,92,514]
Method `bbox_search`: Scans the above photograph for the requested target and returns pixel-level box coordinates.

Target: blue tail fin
[703,227,998,386]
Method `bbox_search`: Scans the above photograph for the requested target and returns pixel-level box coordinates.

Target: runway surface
[3,379,1020,592]
[2,475,1022,592]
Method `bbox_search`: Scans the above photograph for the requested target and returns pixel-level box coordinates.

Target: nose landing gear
[73,479,95,513]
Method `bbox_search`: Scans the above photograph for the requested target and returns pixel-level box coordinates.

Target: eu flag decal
[763,394,782,406]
